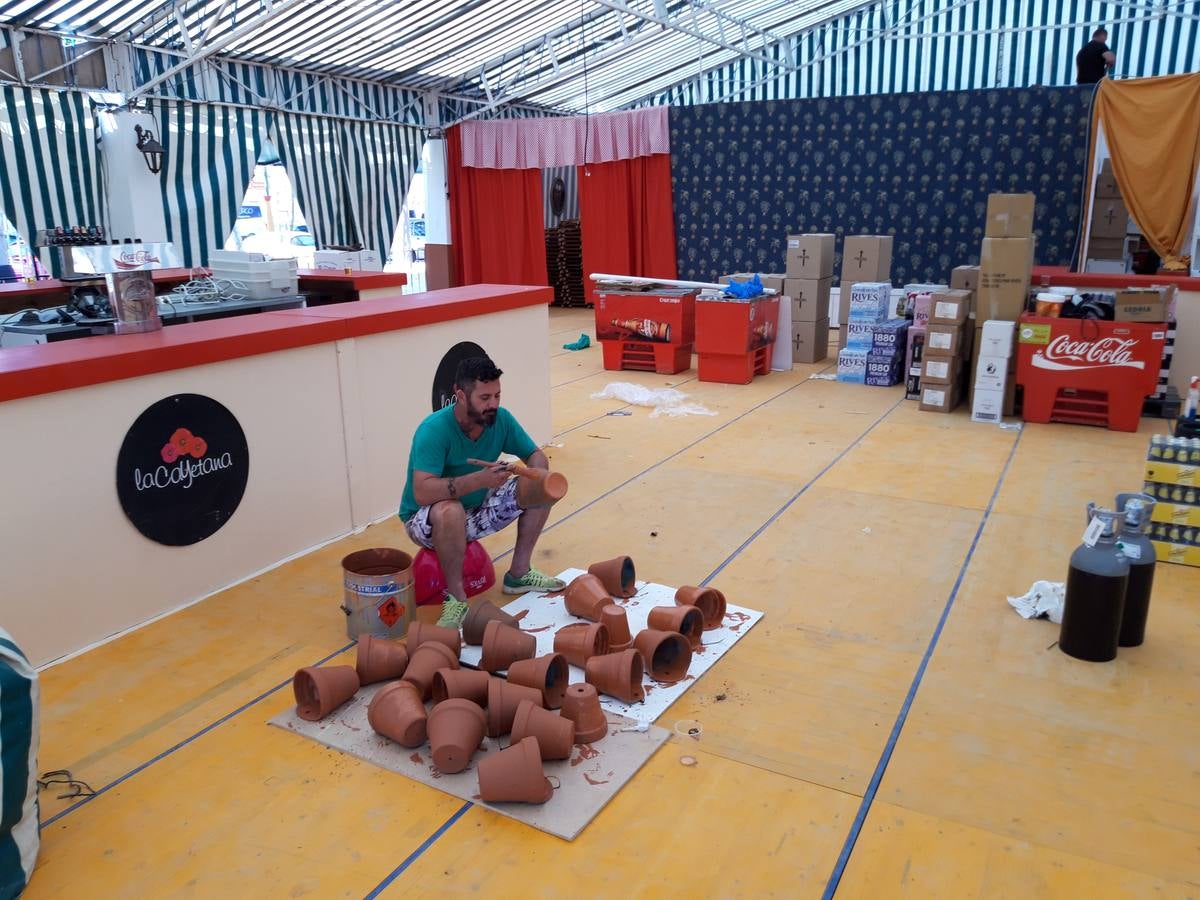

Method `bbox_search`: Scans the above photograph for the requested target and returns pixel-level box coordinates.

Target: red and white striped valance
[459,107,669,169]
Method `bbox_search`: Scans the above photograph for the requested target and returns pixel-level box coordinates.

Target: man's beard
[469,406,497,426]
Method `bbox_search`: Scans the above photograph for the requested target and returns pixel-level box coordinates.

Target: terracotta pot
[293,665,360,721]
[401,641,460,700]
[461,600,522,646]
[514,466,569,509]
[564,574,610,621]
[486,677,545,737]
[355,635,409,685]
[477,736,554,804]
[479,620,537,672]
[506,653,569,709]
[587,556,637,598]
[646,605,705,650]
[675,585,727,630]
[584,649,645,703]
[431,667,491,706]
[510,699,575,760]
[633,629,692,684]
[599,604,633,650]
[553,622,610,668]
[560,682,608,744]
[406,621,463,657]
[427,698,487,774]
[367,681,427,747]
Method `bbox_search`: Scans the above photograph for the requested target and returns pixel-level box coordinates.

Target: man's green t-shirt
[399,405,538,521]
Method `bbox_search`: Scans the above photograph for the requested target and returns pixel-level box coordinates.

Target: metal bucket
[340,548,415,639]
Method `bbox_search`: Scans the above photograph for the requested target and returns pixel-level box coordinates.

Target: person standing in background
[1076,28,1116,84]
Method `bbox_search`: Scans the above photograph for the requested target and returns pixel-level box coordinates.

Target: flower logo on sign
[161,427,209,463]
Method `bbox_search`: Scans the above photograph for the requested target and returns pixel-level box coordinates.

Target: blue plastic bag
[724,274,765,299]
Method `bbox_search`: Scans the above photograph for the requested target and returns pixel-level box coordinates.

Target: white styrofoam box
[314,250,357,270]
[978,320,1016,358]
[971,388,1005,423]
[357,250,383,271]
[974,355,1010,392]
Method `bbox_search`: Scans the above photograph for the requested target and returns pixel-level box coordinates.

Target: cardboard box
[920,381,963,413]
[785,233,835,278]
[1096,159,1121,199]
[1089,237,1125,260]
[844,320,875,349]
[1150,540,1200,568]
[985,193,1036,238]
[791,317,830,364]
[911,294,932,329]
[971,387,1005,423]
[785,277,832,322]
[865,352,904,387]
[869,319,909,355]
[314,249,359,269]
[921,355,962,385]
[1091,198,1129,239]
[929,289,971,325]
[1114,287,1170,323]
[974,355,1010,392]
[1144,461,1198,487]
[847,282,891,322]
[977,320,1016,358]
[761,274,786,294]
[925,322,967,357]
[357,250,383,271]
[841,236,892,284]
[904,328,927,400]
[1085,258,1128,275]
[950,265,980,294]
[837,347,868,384]
[978,237,1035,321]
[1150,500,1200,527]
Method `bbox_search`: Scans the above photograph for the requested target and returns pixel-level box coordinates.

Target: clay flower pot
[646,605,705,650]
[510,700,574,760]
[633,629,692,684]
[355,634,409,685]
[402,641,459,700]
[599,604,633,650]
[431,667,491,706]
[506,653,569,709]
[486,677,545,737]
[479,620,537,672]
[587,556,637,598]
[560,683,608,744]
[462,600,522,646]
[367,681,427,747]
[426,698,487,774]
[564,574,610,621]
[584,649,645,704]
[477,736,554,804]
[514,467,569,509]
[675,585,727,630]
[406,621,463,657]
[553,622,610,668]
[293,665,360,721]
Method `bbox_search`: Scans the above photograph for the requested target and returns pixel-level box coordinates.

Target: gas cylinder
[1115,492,1158,647]
[1059,504,1129,662]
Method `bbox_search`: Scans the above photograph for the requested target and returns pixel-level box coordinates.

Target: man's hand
[475,463,512,491]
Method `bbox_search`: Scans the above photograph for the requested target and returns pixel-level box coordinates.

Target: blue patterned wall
[669,85,1095,286]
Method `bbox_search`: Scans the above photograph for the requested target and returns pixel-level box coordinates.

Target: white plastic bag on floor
[591,382,717,418]
[1006,580,1065,624]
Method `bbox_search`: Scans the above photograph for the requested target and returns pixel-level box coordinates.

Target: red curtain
[447,124,547,286]
[578,153,678,304]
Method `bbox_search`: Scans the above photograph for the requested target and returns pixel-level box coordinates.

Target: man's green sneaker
[503,567,566,594]
[435,595,470,629]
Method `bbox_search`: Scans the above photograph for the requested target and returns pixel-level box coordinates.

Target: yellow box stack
[1143,434,1200,566]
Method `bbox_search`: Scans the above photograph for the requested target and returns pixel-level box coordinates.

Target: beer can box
[870,319,909,354]
[837,347,869,383]
[848,282,892,323]
[845,319,876,349]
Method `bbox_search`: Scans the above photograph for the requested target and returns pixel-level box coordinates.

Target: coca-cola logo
[113,249,162,270]
[1031,335,1145,371]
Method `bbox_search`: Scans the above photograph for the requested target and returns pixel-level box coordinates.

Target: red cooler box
[695,295,781,384]
[595,288,697,374]
[1015,315,1166,432]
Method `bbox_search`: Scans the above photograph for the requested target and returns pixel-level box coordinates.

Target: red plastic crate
[695,295,780,355]
[698,345,772,384]
[600,339,692,374]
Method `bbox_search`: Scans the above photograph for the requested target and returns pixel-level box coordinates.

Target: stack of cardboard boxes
[783,234,835,363]
[902,282,949,399]
[917,290,972,412]
[1144,435,1200,567]
[838,283,906,385]
[836,235,893,350]
[969,321,1016,423]
[1088,160,1128,270]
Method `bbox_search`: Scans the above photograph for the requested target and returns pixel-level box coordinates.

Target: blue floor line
[41,640,356,829]
[821,428,1024,898]
[363,801,473,899]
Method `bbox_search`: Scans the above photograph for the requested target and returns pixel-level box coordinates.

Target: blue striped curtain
[156,100,266,268]
[336,120,423,259]
[542,165,579,226]
[0,86,103,270]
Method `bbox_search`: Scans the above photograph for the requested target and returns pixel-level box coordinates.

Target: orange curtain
[1091,73,1200,259]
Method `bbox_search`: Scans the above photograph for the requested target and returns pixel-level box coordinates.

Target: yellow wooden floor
[27,308,1200,898]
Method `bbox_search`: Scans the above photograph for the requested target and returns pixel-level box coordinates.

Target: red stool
[412,541,497,606]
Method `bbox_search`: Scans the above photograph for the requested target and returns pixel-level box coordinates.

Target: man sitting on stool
[399,356,565,627]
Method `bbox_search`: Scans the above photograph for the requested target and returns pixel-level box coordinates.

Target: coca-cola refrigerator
[1015,315,1167,432]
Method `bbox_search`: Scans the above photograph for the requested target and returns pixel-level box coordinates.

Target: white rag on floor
[1006,580,1065,624]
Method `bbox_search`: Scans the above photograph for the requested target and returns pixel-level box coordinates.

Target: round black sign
[431,341,489,412]
[116,394,250,546]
